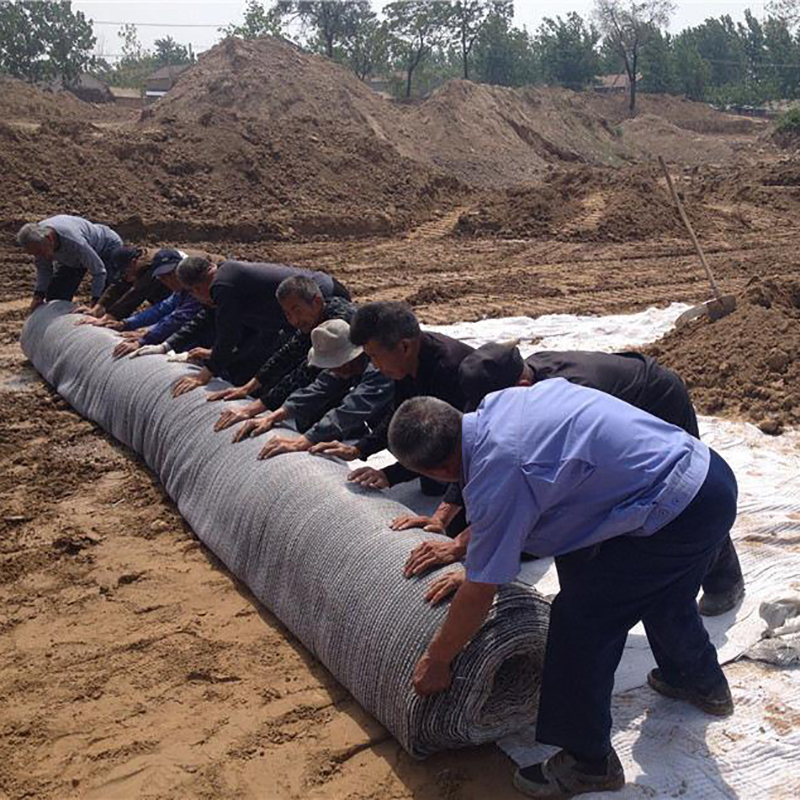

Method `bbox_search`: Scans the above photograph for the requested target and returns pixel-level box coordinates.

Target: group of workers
[19,213,746,798]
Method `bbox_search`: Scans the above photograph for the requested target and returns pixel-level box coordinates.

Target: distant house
[594,72,642,94]
[144,64,191,104]
[43,72,114,103]
[110,86,144,109]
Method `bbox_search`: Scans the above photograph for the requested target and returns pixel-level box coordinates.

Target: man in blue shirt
[388,381,738,798]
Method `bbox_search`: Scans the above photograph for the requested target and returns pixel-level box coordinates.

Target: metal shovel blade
[675,294,737,328]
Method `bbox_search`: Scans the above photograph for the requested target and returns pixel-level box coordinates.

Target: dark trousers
[225,328,285,387]
[535,449,738,760]
[46,265,88,302]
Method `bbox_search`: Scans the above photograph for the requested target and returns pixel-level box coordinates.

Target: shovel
[658,156,736,327]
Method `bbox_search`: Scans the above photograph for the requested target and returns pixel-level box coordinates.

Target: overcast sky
[73,1,767,60]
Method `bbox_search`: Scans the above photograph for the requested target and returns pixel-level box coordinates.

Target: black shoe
[513,748,625,798]
[647,668,734,717]
[699,577,745,616]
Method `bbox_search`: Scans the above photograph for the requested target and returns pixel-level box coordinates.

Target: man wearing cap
[170,259,350,397]
[401,342,745,616]
[232,319,394,460]
[76,246,175,325]
[388,389,738,798]
[107,249,205,359]
[17,215,123,314]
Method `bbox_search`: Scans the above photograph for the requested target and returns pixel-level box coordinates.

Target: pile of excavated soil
[0,76,119,122]
[587,92,766,136]
[647,276,800,434]
[455,165,741,242]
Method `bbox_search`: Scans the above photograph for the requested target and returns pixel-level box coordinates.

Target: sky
[72,1,767,60]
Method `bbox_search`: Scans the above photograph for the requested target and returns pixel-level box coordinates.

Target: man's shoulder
[422,331,474,361]
[324,296,356,320]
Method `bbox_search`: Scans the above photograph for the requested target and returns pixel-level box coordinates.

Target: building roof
[145,64,192,82]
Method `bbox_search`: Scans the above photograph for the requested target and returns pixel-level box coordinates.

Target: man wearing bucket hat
[106,249,204,359]
[231,319,394,460]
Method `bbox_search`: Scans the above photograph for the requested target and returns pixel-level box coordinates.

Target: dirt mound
[0,38,465,239]
[648,276,800,434]
[587,92,766,136]
[455,164,740,242]
[0,76,114,122]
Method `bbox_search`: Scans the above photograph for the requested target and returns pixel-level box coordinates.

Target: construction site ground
[2,37,799,800]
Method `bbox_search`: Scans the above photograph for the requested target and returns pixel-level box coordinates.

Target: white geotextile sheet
[420,304,800,795]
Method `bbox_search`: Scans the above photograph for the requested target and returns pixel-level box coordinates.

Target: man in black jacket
[170,258,348,397]
[308,301,474,495]
[211,275,356,432]
[401,341,744,616]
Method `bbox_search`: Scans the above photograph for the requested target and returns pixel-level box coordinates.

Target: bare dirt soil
[2,37,799,800]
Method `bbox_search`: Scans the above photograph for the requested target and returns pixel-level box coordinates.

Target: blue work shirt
[462,379,711,585]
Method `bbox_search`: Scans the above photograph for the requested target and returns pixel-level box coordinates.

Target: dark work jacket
[527,351,698,437]
[257,296,356,409]
[444,349,699,507]
[358,332,474,486]
[188,260,335,376]
[99,265,171,320]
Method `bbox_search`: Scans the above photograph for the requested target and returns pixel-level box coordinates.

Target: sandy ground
[2,213,800,798]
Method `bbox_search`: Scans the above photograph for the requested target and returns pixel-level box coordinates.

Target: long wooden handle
[658,156,722,300]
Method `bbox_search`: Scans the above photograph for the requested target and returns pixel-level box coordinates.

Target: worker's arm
[77,241,109,303]
[413,580,497,696]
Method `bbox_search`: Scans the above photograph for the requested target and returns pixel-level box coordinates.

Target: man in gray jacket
[17,215,123,314]
[231,319,394,460]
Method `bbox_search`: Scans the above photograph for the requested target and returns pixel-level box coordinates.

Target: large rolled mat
[21,302,551,758]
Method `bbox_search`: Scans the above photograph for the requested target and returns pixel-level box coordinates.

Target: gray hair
[388,397,462,472]
[176,256,213,287]
[17,222,50,247]
[276,275,322,304]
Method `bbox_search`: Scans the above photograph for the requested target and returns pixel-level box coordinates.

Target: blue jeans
[535,448,738,760]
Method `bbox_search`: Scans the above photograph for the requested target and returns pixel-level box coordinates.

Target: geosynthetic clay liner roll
[21,302,551,757]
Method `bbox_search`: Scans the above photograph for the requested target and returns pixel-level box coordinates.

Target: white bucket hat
[308,319,363,369]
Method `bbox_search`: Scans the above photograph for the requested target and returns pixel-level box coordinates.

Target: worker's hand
[424,569,466,605]
[187,347,212,363]
[72,304,95,315]
[119,329,144,340]
[113,340,141,360]
[207,385,250,403]
[74,315,106,327]
[413,652,452,697]
[215,405,258,432]
[231,413,279,442]
[347,466,389,490]
[129,343,169,359]
[258,435,312,460]
[404,539,464,578]
[28,295,45,315]
[308,441,361,460]
[172,374,207,397]
[390,514,446,534]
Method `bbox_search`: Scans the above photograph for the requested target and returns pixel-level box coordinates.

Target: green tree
[341,8,389,81]
[278,1,370,59]
[446,1,512,80]
[593,0,676,112]
[0,0,96,83]
[672,34,711,100]
[473,14,539,86]
[385,0,451,97]
[638,26,675,92]
[154,35,192,67]
[221,0,283,39]
[535,12,600,90]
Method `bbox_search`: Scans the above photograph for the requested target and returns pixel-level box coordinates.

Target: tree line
[3,0,800,112]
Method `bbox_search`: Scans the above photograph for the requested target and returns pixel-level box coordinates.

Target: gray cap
[308,319,363,369]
